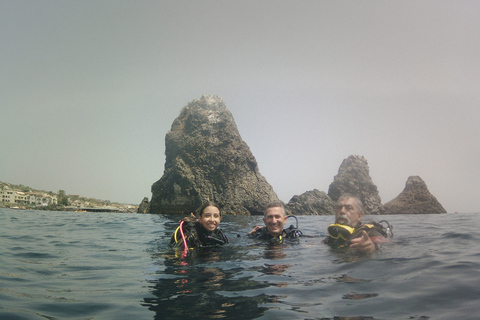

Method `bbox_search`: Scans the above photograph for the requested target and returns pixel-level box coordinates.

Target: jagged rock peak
[383,176,447,214]
[328,155,384,215]
[286,189,335,215]
[172,95,231,129]
[137,197,150,214]
[149,95,279,215]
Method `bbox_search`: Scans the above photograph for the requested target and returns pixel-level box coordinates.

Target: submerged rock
[383,176,446,214]
[149,95,279,215]
[286,189,335,215]
[328,155,384,215]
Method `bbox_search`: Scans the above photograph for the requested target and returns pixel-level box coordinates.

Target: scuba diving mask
[327,223,356,244]
[327,220,393,248]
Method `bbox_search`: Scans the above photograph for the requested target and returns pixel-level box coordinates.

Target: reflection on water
[334,274,371,283]
[342,292,379,300]
[143,248,273,320]
[144,217,402,320]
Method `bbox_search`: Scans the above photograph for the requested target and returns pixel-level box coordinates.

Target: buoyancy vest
[249,225,302,243]
[171,221,228,249]
[325,220,393,249]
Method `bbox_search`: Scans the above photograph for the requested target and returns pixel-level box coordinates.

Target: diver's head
[335,194,364,227]
[263,202,288,237]
[198,201,222,232]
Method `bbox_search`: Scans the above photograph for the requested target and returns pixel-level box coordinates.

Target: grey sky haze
[1,1,479,212]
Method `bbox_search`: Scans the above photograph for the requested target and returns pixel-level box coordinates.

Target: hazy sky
[2,1,479,213]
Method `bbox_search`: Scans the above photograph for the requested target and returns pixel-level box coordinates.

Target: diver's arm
[248,225,263,235]
[349,230,376,253]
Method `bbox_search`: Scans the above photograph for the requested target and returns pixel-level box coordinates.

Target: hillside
[0,181,137,212]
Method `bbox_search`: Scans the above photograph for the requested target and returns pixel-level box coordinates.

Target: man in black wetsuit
[248,202,302,242]
[324,194,390,253]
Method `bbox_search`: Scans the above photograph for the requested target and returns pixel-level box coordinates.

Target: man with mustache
[324,194,391,253]
[248,202,302,241]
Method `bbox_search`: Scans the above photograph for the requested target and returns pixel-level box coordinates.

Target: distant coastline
[0,181,138,213]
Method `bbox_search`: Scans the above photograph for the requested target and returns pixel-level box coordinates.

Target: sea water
[1,208,480,320]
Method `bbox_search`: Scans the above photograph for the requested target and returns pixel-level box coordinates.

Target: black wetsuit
[249,225,302,243]
[170,221,228,249]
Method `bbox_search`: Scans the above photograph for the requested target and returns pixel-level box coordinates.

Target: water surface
[1,208,479,319]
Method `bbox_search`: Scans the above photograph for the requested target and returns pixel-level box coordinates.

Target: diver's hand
[248,225,263,235]
[182,212,197,222]
[349,230,376,253]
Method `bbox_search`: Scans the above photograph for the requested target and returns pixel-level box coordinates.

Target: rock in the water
[286,189,335,215]
[137,197,150,214]
[383,176,446,214]
[328,155,384,215]
[150,95,279,215]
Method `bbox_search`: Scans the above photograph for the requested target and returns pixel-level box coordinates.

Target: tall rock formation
[383,176,447,214]
[328,155,384,215]
[286,189,335,215]
[150,95,279,215]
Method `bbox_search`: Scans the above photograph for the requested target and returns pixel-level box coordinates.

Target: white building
[28,192,57,206]
[0,189,57,206]
[1,190,16,203]
[0,190,28,204]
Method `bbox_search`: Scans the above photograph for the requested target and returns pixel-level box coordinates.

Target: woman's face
[198,206,222,231]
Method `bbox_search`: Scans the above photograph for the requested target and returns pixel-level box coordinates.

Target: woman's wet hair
[337,194,364,213]
[197,201,221,217]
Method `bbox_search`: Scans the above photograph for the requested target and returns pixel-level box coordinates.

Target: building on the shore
[28,192,58,206]
[0,185,137,212]
[0,189,57,206]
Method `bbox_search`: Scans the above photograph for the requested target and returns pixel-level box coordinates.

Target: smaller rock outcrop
[286,189,335,215]
[328,155,384,215]
[383,176,447,214]
[137,197,150,214]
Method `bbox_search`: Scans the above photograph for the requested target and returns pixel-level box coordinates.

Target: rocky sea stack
[328,155,384,215]
[383,176,447,214]
[137,197,150,214]
[286,189,335,215]
[149,95,279,215]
